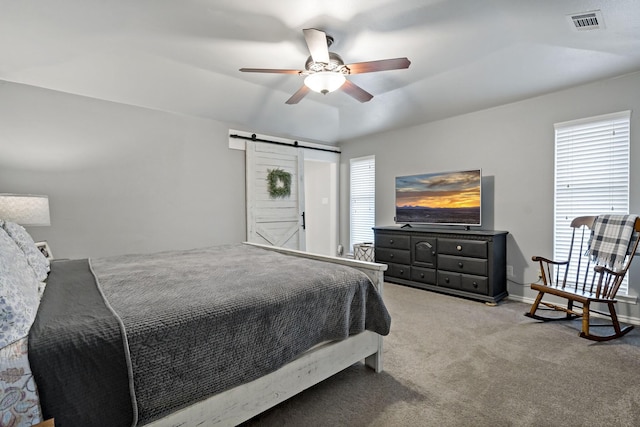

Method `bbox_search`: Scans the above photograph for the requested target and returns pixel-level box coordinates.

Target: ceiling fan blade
[340,80,373,103]
[346,57,411,74]
[285,85,310,104]
[239,68,302,74]
[303,28,330,64]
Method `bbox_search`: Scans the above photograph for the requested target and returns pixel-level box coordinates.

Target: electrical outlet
[506,265,514,277]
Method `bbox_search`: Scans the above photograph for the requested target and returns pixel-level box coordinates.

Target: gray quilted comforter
[29,243,391,426]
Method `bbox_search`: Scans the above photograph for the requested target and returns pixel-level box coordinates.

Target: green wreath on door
[267,168,292,198]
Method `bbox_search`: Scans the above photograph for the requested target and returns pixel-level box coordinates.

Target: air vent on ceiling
[567,10,605,31]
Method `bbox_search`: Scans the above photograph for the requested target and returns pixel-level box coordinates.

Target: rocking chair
[525,215,640,341]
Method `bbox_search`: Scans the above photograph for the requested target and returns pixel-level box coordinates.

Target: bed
[0,220,390,427]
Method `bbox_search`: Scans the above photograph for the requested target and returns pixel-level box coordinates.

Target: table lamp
[0,194,51,226]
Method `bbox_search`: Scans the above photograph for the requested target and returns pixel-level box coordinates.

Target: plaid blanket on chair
[588,214,639,270]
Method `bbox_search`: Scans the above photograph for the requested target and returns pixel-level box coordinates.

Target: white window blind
[350,156,375,252]
[554,110,631,294]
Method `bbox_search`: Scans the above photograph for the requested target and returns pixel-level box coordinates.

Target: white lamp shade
[304,72,346,94]
[0,194,51,226]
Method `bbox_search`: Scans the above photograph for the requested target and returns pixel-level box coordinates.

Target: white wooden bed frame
[148,243,388,427]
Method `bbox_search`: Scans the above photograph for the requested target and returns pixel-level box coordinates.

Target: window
[350,156,375,252]
[554,111,631,294]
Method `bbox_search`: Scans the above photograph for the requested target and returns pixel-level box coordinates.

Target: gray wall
[339,71,640,321]
[0,81,246,258]
[3,72,640,320]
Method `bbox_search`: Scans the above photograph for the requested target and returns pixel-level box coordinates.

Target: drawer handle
[420,273,425,278]
[389,253,394,258]
[432,251,436,256]
[456,245,462,251]
[473,281,478,288]
[458,262,464,268]
[444,277,450,283]
[399,269,404,275]
[390,239,394,244]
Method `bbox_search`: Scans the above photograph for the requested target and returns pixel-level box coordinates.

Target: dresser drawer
[460,274,488,295]
[411,266,437,285]
[438,254,487,276]
[438,271,488,295]
[438,238,488,258]
[438,271,461,289]
[412,237,437,268]
[375,234,410,250]
[376,248,411,265]
[386,263,411,280]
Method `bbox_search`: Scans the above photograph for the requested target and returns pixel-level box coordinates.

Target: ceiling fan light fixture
[304,72,346,94]
[240,29,410,104]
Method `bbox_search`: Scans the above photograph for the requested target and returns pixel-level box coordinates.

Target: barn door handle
[301,212,306,230]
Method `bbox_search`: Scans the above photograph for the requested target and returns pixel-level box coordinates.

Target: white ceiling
[2,0,639,144]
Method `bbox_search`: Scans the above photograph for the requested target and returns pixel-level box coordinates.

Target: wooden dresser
[374,226,508,303]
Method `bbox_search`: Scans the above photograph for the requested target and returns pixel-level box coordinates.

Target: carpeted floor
[242,283,640,426]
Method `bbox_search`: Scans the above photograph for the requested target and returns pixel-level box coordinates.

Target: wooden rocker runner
[525,215,640,341]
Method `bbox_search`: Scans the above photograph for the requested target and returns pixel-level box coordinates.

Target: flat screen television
[395,169,481,226]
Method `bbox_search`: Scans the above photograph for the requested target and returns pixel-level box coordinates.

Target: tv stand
[373,226,508,303]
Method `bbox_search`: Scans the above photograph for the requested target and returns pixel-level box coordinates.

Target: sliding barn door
[246,141,306,250]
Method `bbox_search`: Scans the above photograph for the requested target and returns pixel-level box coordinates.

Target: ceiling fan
[239,28,411,104]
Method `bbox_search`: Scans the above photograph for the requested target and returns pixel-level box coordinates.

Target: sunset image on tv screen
[395,169,481,225]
